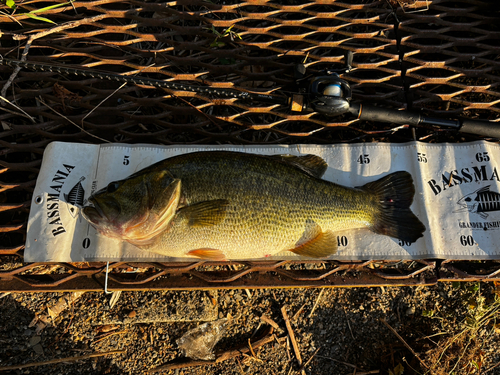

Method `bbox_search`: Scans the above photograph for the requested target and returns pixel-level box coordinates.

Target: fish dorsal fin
[291,222,337,258]
[271,154,328,178]
[180,199,229,227]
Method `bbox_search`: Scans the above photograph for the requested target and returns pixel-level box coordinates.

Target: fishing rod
[1,55,499,138]
[0,55,289,106]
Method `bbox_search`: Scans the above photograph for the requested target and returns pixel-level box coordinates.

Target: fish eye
[107,181,120,193]
[464,197,471,202]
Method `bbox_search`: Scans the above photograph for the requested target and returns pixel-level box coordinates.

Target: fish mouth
[82,197,107,224]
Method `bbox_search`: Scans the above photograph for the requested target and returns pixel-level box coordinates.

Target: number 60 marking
[460,235,474,247]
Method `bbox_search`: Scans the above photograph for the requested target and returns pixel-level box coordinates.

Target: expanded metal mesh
[1,0,499,291]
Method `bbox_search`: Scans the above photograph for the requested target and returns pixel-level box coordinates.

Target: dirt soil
[1,282,499,375]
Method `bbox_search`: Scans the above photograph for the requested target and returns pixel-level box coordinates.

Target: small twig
[292,303,307,321]
[250,322,262,339]
[37,97,110,143]
[0,350,125,371]
[296,347,320,374]
[317,355,379,374]
[81,82,127,124]
[167,92,224,130]
[0,95,35,122]
[285,336,291,361]
[260,315,280,330]
[485,359,500,373]
[241,352,262,363]
[80,62,156,125]
[17,14,108,42]
[247,338,260,361]
[343,305,355,340]
[317,355,360,370]
[308,289,325,318]
[148,327,274,373]
[1,14,107,98]
[281,306,305,375]
[235,357,245,374]
[93,329,128,345]
[29,291,85,335]
[380,318,429,369]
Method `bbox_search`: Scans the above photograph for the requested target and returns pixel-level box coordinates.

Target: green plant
[207,24,242,48]
[389,363,405,375]
[1,0,73,24]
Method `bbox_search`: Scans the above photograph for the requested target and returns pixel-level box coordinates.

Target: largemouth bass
[82,151,425,260]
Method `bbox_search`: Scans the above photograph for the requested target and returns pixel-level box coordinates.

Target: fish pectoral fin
[271,154,328,178]
[181,199,229,227]
[291,230,337,258]
[187,249,226,261]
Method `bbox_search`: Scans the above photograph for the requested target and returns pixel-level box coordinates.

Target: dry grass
[420,283,500,375]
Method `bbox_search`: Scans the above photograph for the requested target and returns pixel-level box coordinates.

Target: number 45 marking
[357,154,370,164]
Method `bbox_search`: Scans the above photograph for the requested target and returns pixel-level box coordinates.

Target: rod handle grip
[460,119,500,138]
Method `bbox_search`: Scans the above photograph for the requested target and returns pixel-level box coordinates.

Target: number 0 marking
[82,238,91,249]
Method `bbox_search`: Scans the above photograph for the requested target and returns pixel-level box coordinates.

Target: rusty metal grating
[1,0,499,291]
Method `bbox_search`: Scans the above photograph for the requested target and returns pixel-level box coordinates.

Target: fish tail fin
[360,171,426,243]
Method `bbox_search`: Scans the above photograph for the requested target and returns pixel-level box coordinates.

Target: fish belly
[145,187,373,259]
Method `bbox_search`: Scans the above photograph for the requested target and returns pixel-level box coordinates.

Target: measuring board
[26,141,500,261]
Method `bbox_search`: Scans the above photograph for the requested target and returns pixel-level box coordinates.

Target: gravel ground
[1,283,499,375]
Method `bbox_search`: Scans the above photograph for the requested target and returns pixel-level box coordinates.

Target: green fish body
[83,151,425,260]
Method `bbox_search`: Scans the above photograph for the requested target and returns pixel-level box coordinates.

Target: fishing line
[0,55,288,104]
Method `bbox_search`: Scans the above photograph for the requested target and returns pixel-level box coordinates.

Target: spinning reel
[289,51,353,117]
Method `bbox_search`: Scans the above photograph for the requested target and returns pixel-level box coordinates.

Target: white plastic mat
[25,141,500,261]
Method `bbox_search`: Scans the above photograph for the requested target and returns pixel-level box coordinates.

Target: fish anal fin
[187,249,226,261]
[291,230,337,258]
[182,200,229,227]
[271,154,327,178]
